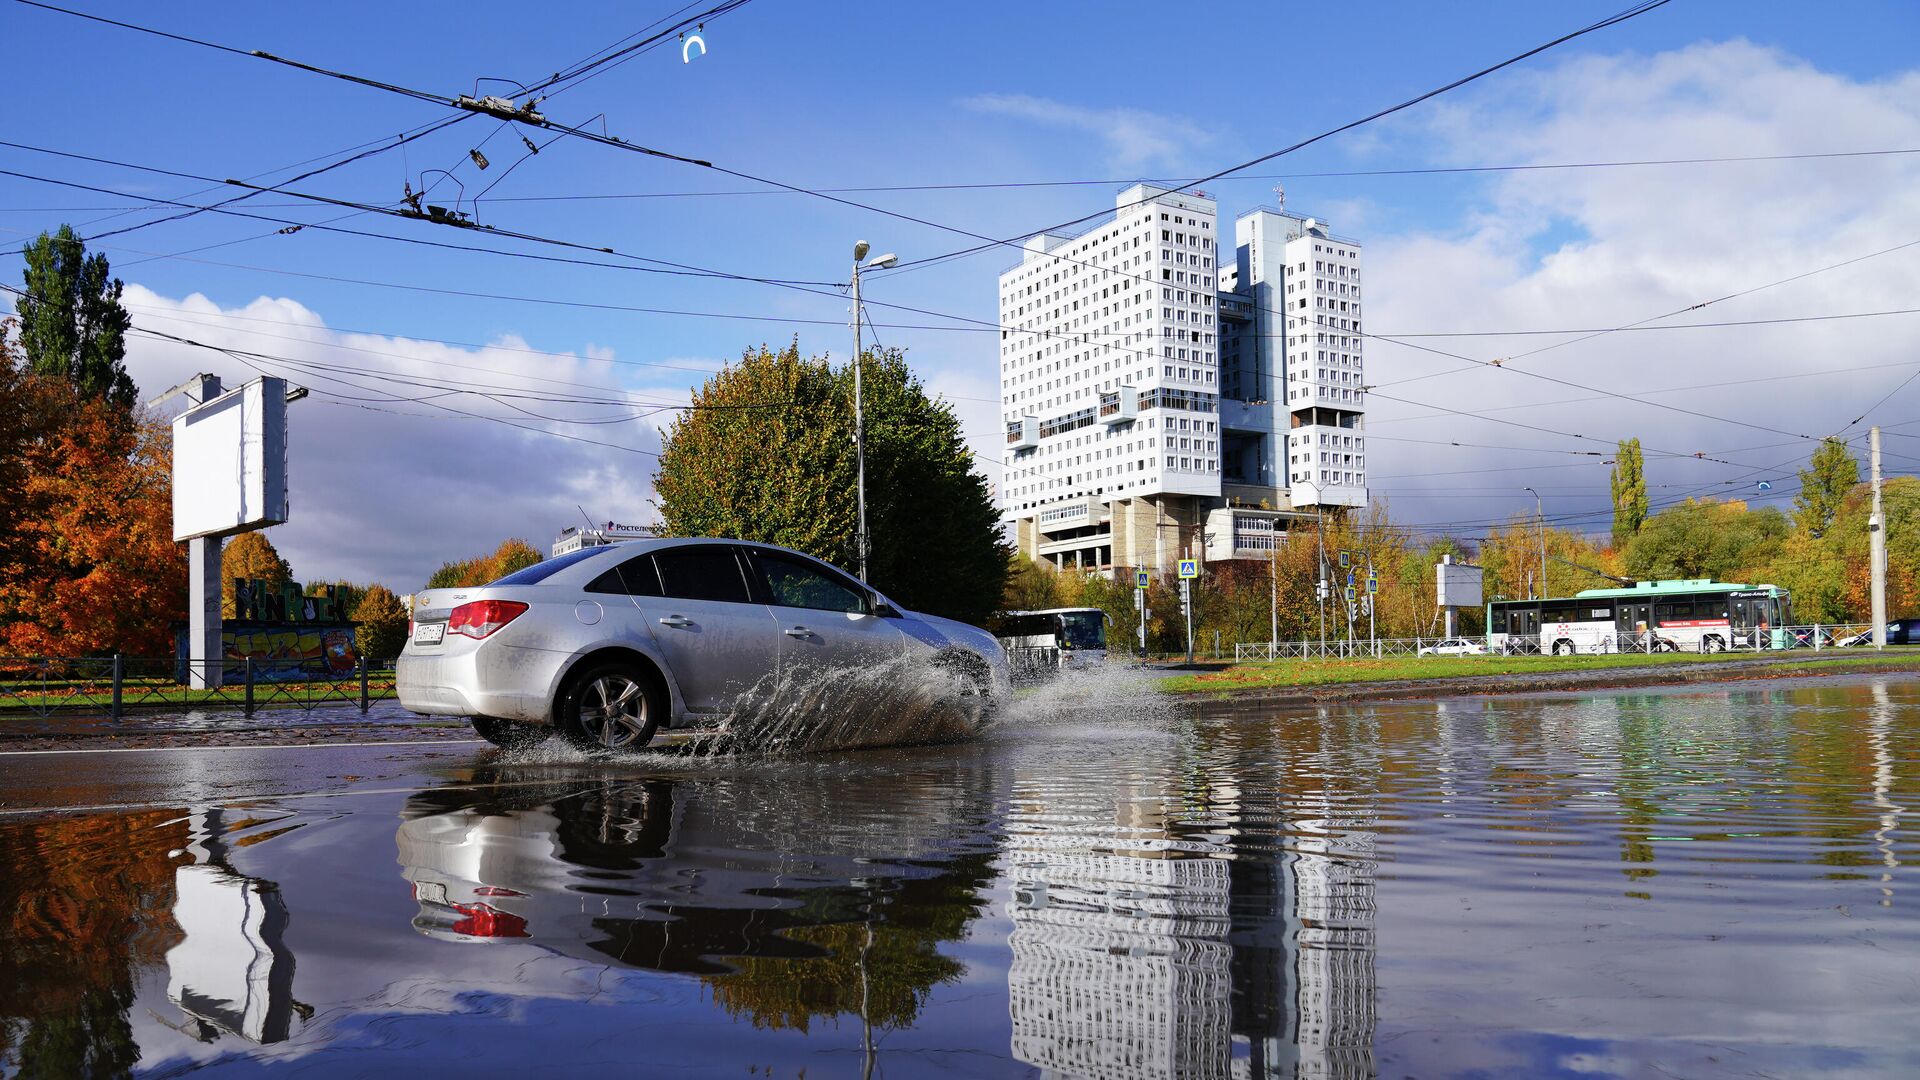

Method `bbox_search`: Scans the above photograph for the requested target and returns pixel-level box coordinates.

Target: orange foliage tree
[0,385,186,656]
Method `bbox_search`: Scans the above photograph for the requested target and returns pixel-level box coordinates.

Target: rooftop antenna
[577,505,598,533]
[1273,183,1286,212]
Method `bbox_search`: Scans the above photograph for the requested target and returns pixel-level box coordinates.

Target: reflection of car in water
[393,768,1000,986]
[397,538,1012,753]
[992,607,1110,680]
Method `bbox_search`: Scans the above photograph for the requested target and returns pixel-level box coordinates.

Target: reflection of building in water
[1006,761,1378,1080]
[1008,845,1233,1078]
[1276,804,1377,1080]
[164,808,303,1044]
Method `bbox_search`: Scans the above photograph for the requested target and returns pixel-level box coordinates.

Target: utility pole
[1315,515,1328,655]
[1872,425,1887,649]
[1269,526,1278,648]
[1526,486,1547,599]
[849,241,897,582]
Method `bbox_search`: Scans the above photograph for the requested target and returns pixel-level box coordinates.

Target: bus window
[1655,598,1694,624]
[1057,610,1106,651]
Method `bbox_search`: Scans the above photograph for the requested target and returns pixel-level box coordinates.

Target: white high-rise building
[998,186,1367,573]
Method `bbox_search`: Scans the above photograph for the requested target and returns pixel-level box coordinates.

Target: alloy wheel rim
[580,675,648,749]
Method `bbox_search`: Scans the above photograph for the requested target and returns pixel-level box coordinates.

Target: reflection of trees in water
[704,851,998,1032]
[0,809,188,1078]
[398,766,1002,1035]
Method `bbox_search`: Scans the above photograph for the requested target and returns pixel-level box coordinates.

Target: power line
[887,0,1677,274]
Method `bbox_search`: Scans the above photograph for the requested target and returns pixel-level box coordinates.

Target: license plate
[413,622,446,645]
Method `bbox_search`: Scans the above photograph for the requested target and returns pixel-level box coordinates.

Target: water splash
[681,655,986,757]
[997,661,1180,727]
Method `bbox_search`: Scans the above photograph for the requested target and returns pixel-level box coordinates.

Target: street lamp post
[850,241,897,582]
[1525,486,1546,600]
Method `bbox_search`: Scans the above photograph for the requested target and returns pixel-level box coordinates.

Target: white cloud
[119,286,712,591]
[961,93,1212,171]
[1360,40,1920,535]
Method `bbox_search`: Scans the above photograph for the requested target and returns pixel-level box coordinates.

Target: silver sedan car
[397,538,1011,752]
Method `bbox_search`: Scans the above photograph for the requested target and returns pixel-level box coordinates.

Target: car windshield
[1058,611,1105,650]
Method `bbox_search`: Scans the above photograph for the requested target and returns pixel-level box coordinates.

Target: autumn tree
[351,584,409,659]
[14,226,134,411]
[1003,556,1064,612]
[1610,437,1647,549]
[1793,437,1860,538]
[0,394,185,655]
[424,538,543,589]
[654,343,1009,625]
[222,530,294,617]
[0,322,60,619]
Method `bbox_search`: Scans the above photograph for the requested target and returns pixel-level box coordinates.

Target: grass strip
[1158,650,1920,695]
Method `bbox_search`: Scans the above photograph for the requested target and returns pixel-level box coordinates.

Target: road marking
[0,738,486,757]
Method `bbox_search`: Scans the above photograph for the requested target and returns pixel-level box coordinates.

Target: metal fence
[0,655,400,720]
[1233,624,1880,663]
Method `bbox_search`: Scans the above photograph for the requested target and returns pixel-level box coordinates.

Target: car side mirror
[871,594,903,619]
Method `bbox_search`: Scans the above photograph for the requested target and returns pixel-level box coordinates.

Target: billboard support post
[188,536,223,689]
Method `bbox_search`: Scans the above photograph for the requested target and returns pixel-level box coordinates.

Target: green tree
[1793,437,1860,538]
[654,343,1009,624]
[351,584,409,659]
[14,226,134,411]
[1610,437,1647,549]
[1622,498,1789,582]
[1003,555,1063,612]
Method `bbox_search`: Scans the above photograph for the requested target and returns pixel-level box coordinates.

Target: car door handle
[659,615,694,628]
[784,626,814,638]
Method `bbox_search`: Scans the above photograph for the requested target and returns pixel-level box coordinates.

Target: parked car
[397,539,1011,752]
[1834,620,1915,647]
[1418,638,1487,657]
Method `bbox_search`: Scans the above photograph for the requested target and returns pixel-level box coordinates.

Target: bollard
[1814,624,1821,651]
[244,657,255,717]
[359,658,370,713]
[111,654,123,720]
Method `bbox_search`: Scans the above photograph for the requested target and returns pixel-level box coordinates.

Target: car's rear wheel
[471,715,546,749]
[558,662,662,753]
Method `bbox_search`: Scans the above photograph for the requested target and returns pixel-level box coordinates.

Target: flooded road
[2,674,1917,1077]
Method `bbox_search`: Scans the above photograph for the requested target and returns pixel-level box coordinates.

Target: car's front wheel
[557,662,662,753]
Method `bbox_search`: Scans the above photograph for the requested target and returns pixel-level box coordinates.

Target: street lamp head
[865,253,898,270]
[853,240,870,262]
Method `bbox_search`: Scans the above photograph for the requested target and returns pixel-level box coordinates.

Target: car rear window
[586,555,663,596]
[653,546,750,604]
[487,546,611,586]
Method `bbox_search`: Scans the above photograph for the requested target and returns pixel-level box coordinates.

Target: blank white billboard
[1436,561,1484,609]
[172,377,289,542]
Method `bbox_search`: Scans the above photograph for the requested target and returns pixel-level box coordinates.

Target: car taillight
[447,599,529,639]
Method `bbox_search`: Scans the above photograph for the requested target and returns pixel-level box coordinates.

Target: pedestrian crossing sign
[1366,575,1378,594]
[1136,570,1150,589]
[1178,559,1198,580]
[1338,550,1350,569]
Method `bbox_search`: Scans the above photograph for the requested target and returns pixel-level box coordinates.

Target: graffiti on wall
[174,625,360,683]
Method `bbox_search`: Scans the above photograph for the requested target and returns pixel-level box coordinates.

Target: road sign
[1338,550,1350,569]
[1366,575,1378,594]
[1178,559,1198,580]
[1136,569,1150,590]
[1344,585,1356,602]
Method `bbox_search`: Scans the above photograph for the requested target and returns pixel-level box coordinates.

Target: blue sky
[7,1,1920,588]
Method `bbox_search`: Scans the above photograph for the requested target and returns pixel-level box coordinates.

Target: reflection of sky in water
[0,675,1917,1077]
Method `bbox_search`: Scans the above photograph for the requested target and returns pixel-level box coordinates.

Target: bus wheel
[1552,640,1573,656]
[1702,635,1724,654]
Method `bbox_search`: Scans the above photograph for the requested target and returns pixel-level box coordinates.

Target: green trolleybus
[1487,579,1792,655]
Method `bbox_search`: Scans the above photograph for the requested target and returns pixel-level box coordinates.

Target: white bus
[992,607,1110,679]
[1489,579,1792,655]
